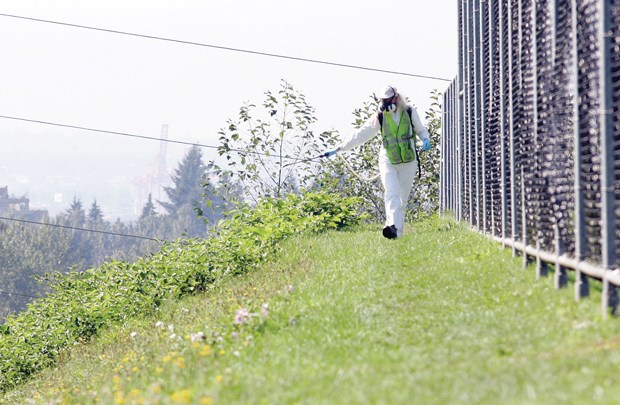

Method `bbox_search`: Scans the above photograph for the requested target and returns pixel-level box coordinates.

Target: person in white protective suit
[323,85,431,239]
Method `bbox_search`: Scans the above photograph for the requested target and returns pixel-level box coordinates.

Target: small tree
[216,79,339,204]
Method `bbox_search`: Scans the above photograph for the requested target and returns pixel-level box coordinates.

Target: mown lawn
[4,216,620,404]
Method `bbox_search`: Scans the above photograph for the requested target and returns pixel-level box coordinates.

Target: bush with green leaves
[0,191,362,393]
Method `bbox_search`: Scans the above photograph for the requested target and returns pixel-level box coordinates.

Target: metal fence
[440,0,620,317]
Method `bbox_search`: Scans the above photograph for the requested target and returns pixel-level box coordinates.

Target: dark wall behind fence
[440,0,620,317]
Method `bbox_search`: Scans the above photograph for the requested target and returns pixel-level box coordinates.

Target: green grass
[3,216,620,404]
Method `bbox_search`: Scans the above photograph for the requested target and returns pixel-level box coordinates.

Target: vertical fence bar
[474,0,482,231]
[456,82,460,217]
[447,84,452,214]
[481,0,489,235]
[599,0,618,318]
[458,86,464,221]
[441,91,446,214]
[450,84,455,215]
[461,0,468,224]
[572,0,588,301]
[508,0,517,256]
[453,82,457,215]
[521,1,540,267]
[458,0,465,223]
[539,0,554,280]
[499,0,507,244]
[488,0,495,236]
[468,0,475,226]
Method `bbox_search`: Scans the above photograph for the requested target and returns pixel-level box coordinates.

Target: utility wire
[0,114,285,160]
[0,289,39,299]
[0,215,163,242]
[0,13,452,82]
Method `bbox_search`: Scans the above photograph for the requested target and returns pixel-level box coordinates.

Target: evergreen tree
[160,146,209,213]
[86,200,106,264]
[65,197,86,227]
[87,200,104,225]
[137,193,163,241]
[159,146,214,237]
[139,194,157,221]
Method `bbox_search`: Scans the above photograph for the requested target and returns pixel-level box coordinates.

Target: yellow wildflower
[170,389,192,404]
[127,392,144,405]
[114,391,125,405]
[174,357,186,369]
[200,345,213,357]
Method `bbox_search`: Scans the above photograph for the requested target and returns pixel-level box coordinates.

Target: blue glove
[323,147,340,158]
[421,138,431,152]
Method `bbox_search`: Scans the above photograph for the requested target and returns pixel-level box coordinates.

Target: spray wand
[282,149,339,168]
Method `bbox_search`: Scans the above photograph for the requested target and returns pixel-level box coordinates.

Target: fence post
[458,1,466,223]
[508,0,518,257]
[599,0,618,318]
[479,0,488,235]
[467,0,475,227]
[526,0,538,269]
[440,91,446,214]
[499,0,508,246]
[455,83,460,217]
[489,0,496,237]
[572,0,589,301]
[458,89,464,222]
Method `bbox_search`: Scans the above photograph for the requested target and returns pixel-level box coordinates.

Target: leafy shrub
[0,191,361,393]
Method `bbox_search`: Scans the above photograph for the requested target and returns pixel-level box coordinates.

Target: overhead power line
[0,215,163,242]
[0,114,284,160]
[0,13,452,82]
[0,289,40,300]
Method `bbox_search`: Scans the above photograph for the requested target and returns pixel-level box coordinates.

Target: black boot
[382,225,398,239]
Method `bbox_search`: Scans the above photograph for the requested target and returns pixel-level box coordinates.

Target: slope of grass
[3,216,620,404]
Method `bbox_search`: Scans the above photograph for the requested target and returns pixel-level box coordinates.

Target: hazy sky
[0,0,457,219]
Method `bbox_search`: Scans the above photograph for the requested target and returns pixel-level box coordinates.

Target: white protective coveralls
[336,103,430,237]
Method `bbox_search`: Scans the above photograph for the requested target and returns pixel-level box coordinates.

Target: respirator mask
[380,95,397,112]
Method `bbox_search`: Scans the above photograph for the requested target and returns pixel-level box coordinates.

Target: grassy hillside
[3,215,620,404]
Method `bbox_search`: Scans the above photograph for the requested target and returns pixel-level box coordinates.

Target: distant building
[0,186,48,222]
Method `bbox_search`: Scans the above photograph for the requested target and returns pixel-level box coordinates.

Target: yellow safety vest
[380,110,418,165]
